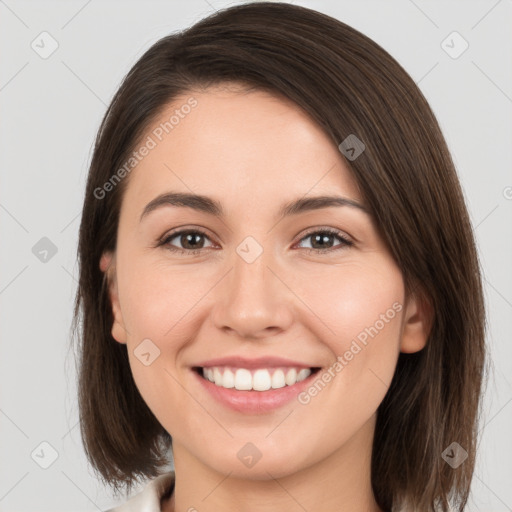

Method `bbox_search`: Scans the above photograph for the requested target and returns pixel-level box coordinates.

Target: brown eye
[160,229,214,254]
[296,229,353,253]
[157,227,353,256]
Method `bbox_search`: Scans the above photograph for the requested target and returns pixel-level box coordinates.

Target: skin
[100,83,431,512]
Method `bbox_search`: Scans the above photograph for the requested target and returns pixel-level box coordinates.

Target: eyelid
[294,225,353,245]
[157,225,216,249]
[158,224,354,255]
[159,224,213,237]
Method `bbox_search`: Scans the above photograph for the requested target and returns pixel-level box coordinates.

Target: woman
[73,3,487,511]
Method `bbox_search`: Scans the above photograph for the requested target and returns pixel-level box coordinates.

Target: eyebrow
[139,191,369,222]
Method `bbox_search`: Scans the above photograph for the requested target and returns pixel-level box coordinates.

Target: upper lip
[194,356,319,370]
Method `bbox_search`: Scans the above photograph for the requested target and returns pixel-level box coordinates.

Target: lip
[194,355,315,370]
[191,365,321,414]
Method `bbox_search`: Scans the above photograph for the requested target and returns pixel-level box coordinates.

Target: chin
[195,441,312,481]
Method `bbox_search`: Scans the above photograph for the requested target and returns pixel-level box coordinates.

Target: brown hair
[72,2,487,510]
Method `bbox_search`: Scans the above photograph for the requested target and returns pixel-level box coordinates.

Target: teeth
[213,368,223,386]
[201,366,312,391]
[235,369,252,390]
[222,368,235,388]
[253,369,271,391]
[285,368,297,386]
[271,369,286,389]
[296,368,311,382]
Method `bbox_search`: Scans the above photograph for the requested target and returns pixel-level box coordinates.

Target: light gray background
[1,0,511,510]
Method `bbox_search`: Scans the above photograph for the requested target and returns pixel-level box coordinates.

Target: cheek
[119,252,405,366]
[118,258,205,340]
[114,257,204,408]
[293,261,404,421]
[116,248,405,462]
[297,260,404,345]
[118,266,205,435]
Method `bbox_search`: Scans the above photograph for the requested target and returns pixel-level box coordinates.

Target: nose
[211,246,294,340]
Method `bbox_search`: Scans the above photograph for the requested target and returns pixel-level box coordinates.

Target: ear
[100,251,128,345]
[400,289,433,354]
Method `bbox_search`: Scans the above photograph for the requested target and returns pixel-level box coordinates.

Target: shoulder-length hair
[73,3,487,511]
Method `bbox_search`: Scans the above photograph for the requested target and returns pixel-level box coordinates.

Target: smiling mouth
[193,366,322,391]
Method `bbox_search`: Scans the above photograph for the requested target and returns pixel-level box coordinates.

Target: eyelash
[157,227,354,256]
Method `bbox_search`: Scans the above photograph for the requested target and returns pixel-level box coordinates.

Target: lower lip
[193,368,320,414]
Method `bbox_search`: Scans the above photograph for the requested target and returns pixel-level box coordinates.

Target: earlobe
[100,251,128,345]
[400,290,433,354]
[99,252,112,273]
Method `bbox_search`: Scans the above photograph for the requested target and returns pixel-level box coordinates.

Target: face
[101,83,428,481]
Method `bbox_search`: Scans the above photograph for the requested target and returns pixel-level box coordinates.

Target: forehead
[122,86,362,215]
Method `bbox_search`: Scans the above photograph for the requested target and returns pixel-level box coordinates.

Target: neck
[163,414,382,512]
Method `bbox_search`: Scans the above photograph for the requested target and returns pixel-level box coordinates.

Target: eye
[157,227,353,256]
[295,228,353,254]
[158,228,215,255]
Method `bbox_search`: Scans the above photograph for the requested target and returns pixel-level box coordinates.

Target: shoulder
[104,471,175,512]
